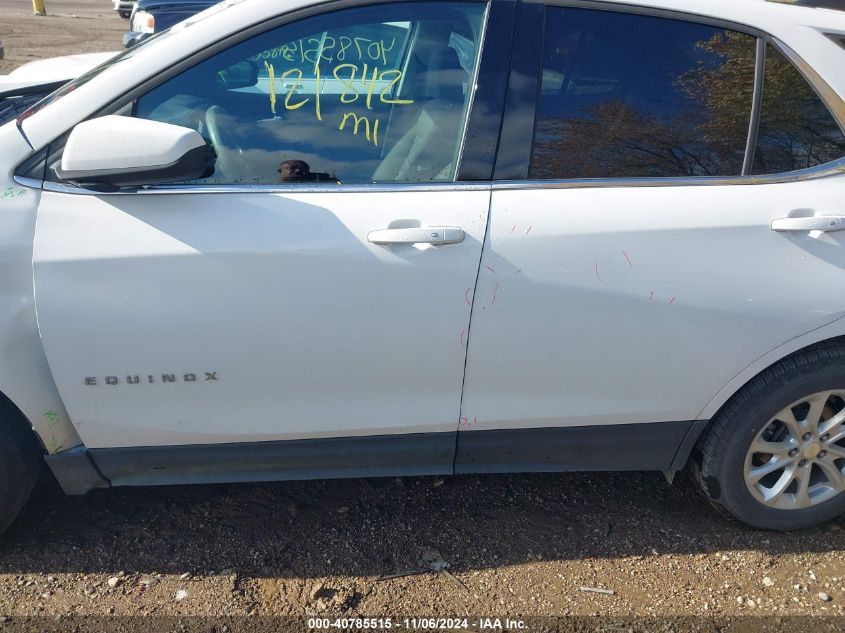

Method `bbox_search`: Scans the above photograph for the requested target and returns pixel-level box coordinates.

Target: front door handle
[771,215,845,233]
[368,226,465,245]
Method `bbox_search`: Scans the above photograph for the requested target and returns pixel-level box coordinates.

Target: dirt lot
[2,470,845,628]
[2,1,845,629]
[0,0,124,75]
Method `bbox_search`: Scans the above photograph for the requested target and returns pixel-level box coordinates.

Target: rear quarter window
[751,43,845,174]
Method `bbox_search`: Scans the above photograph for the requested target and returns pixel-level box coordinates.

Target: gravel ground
[1,469,844,625]
[0,0,123,75]
[1,1,845,629]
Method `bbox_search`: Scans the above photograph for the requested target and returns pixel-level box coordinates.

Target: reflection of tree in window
[675,31,757,168]
[529,9,756,180]
[752,44,845,174]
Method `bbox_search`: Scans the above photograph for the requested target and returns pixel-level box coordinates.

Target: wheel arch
[675,320,845,472]
[0,351,82,458]
[0,390,47,453]
[698,319,845,422]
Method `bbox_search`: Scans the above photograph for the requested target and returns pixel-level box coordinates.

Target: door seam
[452,187,493,473]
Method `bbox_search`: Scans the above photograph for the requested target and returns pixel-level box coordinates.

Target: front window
[132,2,486,185]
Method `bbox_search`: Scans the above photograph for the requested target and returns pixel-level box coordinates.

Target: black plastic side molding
[44,420,705,493]
[455,420,696,474]
[45,446,110,495]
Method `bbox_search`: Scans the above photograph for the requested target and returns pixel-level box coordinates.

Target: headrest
[423,47,467,103]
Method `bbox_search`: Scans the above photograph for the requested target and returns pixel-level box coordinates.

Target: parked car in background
[1,0,845,536]
[125,0,216,47]
[0,52,116,126]
[114,0,135,19]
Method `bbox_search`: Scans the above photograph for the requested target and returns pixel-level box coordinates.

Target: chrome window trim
[43,156,845,197]
[13,175,44,190]
[40,180,492,196]
[491,156,845,190]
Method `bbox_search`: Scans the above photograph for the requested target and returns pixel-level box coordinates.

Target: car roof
[767,0,845,9]
[565,0,845,29]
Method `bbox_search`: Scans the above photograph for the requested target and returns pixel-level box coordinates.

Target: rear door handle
[771,215,845,233]
[367,226,465,245]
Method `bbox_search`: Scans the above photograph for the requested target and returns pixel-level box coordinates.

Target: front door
[32,1,491,478]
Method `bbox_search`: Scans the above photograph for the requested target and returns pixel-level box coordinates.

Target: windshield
[15,29,174,125]
[15,0,253,126]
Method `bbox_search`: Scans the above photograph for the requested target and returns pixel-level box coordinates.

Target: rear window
[529,7,757,179]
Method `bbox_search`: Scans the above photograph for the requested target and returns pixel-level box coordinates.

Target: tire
[0,403,42,537]
[694,343,845,530]
[118,10,130,18]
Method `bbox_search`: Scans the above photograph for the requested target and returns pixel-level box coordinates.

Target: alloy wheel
[744,390,845,510]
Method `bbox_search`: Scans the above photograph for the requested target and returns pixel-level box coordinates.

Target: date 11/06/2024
[307,618,527,630]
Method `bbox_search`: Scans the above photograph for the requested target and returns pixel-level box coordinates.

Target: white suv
[114,0,135,18]
[0,0,844,533]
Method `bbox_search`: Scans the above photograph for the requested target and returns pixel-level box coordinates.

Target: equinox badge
[84,372,218,385]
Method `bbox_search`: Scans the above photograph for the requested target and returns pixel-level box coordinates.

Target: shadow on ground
[2,470,843,578]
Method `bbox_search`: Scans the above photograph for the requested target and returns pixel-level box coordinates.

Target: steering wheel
[204,105,244,181]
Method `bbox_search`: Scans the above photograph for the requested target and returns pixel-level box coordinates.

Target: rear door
[457,3,845,472]
[31,0,509,482]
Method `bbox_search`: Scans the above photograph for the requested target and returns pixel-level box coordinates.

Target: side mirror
[57,115,215,188]
[123,32,152,48]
